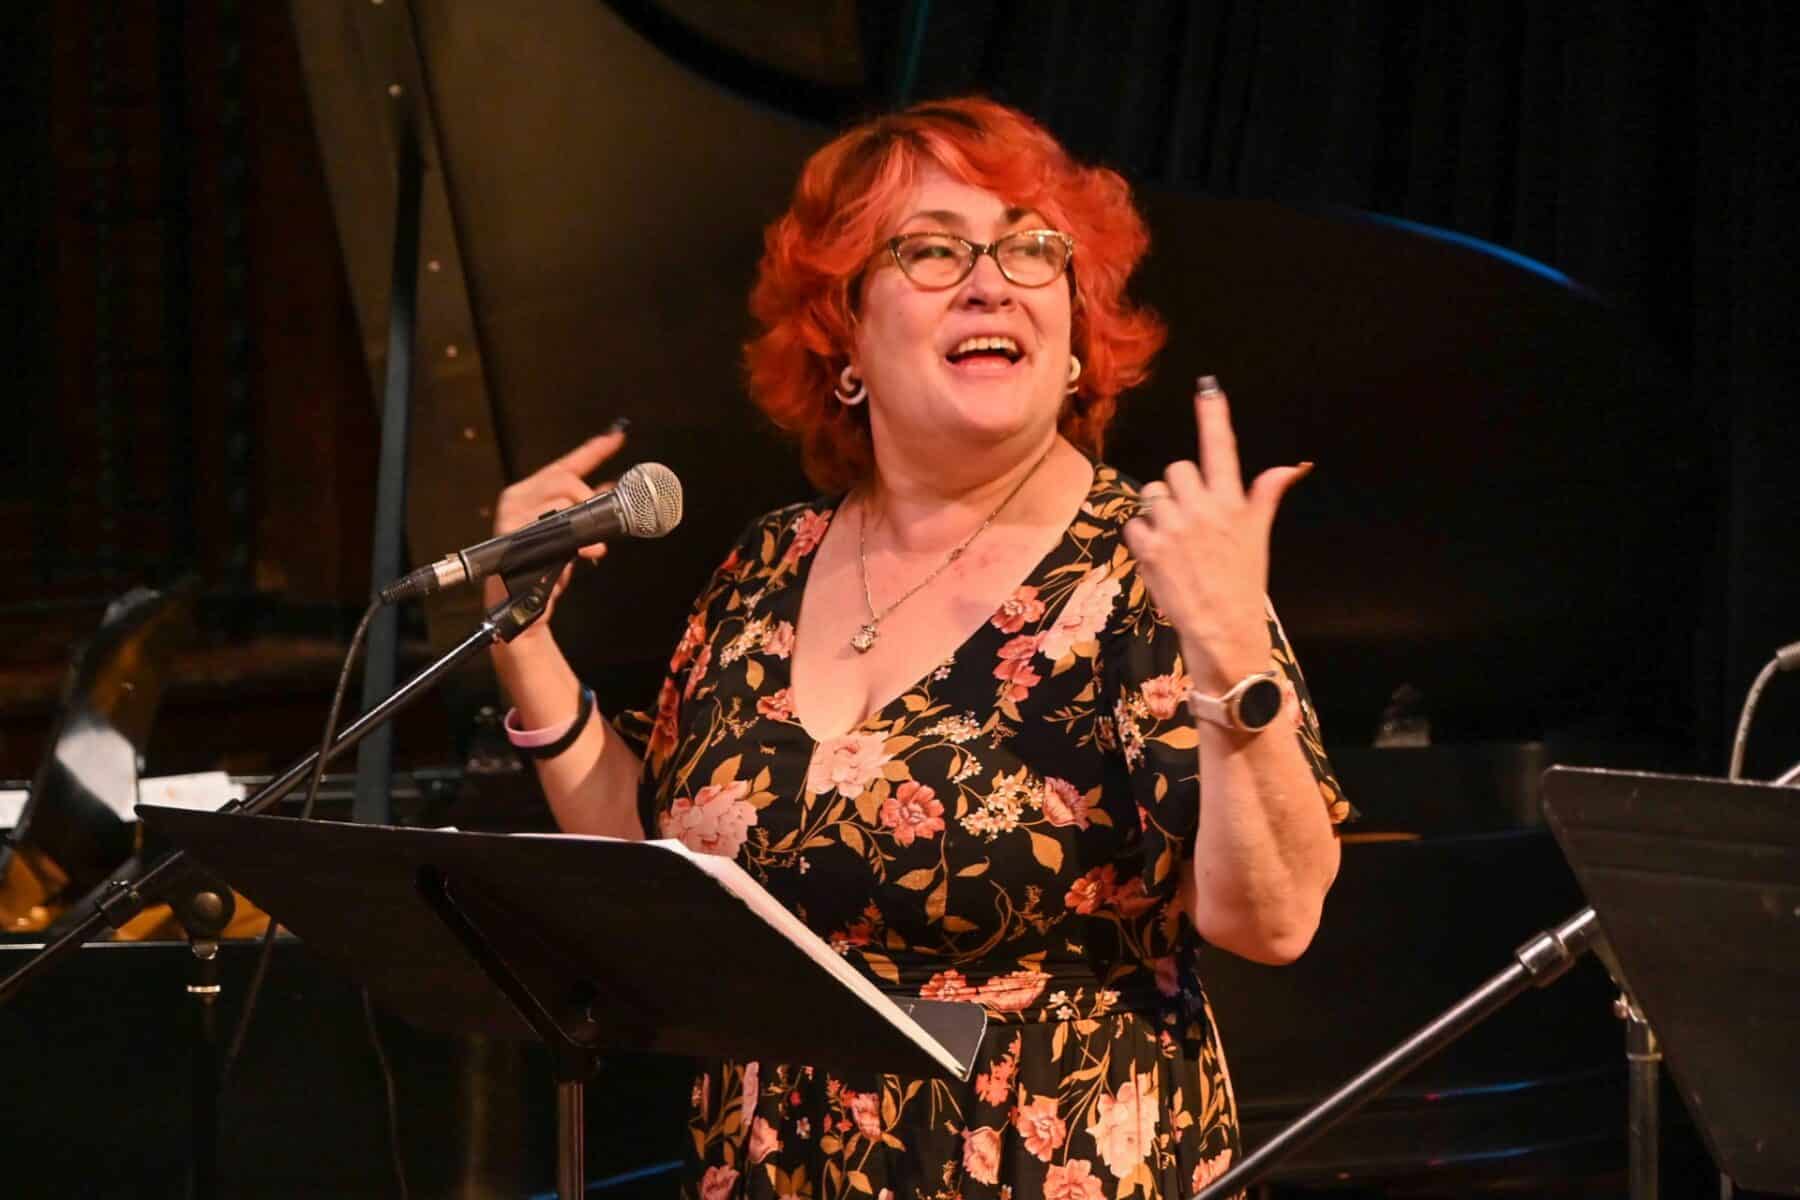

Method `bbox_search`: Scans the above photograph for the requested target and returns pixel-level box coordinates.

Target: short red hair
[745,97,1165,493]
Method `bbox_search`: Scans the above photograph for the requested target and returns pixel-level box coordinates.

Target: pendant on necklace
[851,622,879,653]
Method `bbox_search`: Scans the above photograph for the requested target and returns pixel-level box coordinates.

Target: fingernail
[1295,460,1316,477]
[605,417,632,435]
[1197,374,1222,395]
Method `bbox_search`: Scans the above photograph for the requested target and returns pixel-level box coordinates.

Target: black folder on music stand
[136,806,987,1197]
[1541,767,1800,1196]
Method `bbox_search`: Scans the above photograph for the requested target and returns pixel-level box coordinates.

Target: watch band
[1186,670,1284,732]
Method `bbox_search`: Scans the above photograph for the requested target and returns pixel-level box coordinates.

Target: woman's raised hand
[1121,377,1312,693]
[483,430,628,631]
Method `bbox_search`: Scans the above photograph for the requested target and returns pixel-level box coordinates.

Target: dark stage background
[5,1,1796,779]
[2,2,1797,1196]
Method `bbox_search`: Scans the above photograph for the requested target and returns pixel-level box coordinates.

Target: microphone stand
[1195,908,1603,1199]
[0,561,565,1009]
[1202,638,1800,1198]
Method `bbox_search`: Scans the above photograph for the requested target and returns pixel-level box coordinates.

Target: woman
[491,98,1349,1200]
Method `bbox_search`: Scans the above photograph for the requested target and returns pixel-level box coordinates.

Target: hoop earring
[835,365,868,406]
[1066,355,1082,394]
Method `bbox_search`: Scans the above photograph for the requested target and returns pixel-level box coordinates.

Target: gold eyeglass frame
[883,228,1077,290]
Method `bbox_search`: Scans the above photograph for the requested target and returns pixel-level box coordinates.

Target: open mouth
[945,335,1024,367]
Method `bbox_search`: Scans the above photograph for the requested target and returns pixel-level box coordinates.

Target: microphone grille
[614,462,683,538]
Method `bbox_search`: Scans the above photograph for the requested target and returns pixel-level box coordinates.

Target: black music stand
[136,806,987,1200]
[1541,767,1800,1196]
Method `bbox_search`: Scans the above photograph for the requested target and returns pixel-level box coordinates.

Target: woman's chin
[938,370,1058,426]
[939,396,1053,444]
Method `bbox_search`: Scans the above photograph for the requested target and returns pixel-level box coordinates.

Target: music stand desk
[137,807,986,1198]
[1542,767,1800,1196]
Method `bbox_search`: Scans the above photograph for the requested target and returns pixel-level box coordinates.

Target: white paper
[0,772,247,829]
[52,726,138,820]
[135,771,245,813]
[511,830,965,1077]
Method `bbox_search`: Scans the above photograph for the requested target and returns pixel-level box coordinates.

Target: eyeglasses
[884,229,1075,290]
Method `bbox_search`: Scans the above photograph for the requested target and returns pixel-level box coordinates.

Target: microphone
[1777,641,1800,672]
[1727,638,1800,780]
[379,462,683,605]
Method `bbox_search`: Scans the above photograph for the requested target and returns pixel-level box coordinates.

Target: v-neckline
[780,465,1101,745]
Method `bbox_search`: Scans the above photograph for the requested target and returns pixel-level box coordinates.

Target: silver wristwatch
[1186,670,1285,733]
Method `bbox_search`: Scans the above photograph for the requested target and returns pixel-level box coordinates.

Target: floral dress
[613,465,1348,1200]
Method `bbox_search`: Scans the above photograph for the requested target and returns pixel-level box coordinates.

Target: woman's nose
[958,250,1014,305]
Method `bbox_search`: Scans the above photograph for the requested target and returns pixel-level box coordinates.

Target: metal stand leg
[557,1078,585,1200]
[1616,990,1662,1200]
[188,938,220,1200]
[415,865,604,1200]
[178,881,232,1200]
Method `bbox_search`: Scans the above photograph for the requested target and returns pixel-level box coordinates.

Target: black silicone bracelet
[518,686,595,760]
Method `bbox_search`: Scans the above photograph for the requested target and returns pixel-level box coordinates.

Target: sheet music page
[510,830,967,1076]
[2,772,246,828]
[136,772,246,813]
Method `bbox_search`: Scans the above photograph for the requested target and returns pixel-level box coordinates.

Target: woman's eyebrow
[897,208,970,230]
[896,206,1048,232]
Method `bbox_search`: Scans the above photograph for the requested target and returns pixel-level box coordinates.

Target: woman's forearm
[1187,715,1340,965]
[492,633,647,840]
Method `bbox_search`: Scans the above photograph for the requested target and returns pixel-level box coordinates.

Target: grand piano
[3,1,1716,1195]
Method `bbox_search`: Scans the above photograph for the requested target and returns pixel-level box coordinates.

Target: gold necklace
[851,444,1056,654]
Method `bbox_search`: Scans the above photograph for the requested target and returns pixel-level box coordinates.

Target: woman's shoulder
[703,495,842,580]
[1064,463,1162,636]
[1073,462,1150,535]
[754,495,837,530]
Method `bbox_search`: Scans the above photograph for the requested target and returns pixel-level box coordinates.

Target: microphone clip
[485,557,574,643]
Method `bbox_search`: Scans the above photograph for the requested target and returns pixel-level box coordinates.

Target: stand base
[558,1078,585,1200]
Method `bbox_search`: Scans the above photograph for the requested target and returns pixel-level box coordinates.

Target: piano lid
[291,0,1696,741]
[7,585,195,893]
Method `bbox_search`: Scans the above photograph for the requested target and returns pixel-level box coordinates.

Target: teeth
[949,335,1021,358]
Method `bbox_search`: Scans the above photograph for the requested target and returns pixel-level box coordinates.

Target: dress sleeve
[1103,587,1352,891]
[610,519,762,771]
[1264,602,1352,823]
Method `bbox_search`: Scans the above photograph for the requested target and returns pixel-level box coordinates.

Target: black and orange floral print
[614,465,1347,1200]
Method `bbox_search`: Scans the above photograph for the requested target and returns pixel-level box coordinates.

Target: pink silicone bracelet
[503,704,581,748]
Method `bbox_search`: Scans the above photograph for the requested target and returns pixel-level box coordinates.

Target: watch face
[1235,677,1285,730]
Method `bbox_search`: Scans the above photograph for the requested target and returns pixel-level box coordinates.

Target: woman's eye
[906,241,958,262]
